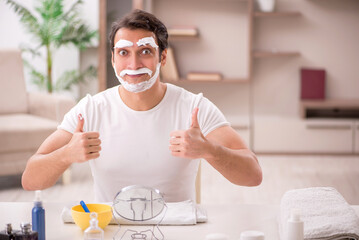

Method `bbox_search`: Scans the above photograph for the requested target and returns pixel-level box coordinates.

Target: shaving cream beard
[114,63,161,93]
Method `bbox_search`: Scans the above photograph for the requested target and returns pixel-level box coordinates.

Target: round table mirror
[113,185,165,221]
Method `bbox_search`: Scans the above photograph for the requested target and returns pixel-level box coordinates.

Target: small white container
[256,0,276,12]
[287,209,304,240]
[240,230,265,240]
[84,212,104,240]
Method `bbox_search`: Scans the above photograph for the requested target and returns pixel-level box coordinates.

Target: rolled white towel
[279,187,359,240]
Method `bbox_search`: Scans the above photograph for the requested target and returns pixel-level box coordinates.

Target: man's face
[112,28,162,85]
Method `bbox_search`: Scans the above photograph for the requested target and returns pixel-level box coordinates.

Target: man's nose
[127,54,143,70]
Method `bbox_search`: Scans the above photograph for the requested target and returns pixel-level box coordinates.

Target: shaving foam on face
[114,63,161,93]
[114,39,134,49]
[137,37,158,49]
[119,68,152,78]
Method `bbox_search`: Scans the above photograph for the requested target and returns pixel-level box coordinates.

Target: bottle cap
[205,233,229,240]
[34,190,42,202]
[6,223,12,234]
[289,208,301,221]
[239,230,265,240]
[20,222,31,234]
[90,212,99,227]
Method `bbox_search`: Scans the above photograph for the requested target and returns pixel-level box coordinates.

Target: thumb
[75,113,84,132]
[190,107,200,128]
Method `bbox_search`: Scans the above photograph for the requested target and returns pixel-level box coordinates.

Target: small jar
[14,223,38,240]
[0,223,19,240]
[240,230,265,240]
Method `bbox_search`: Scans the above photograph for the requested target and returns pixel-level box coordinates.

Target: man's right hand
[65,114,101,164]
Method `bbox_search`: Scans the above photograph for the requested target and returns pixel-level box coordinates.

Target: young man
[22,10,262,202]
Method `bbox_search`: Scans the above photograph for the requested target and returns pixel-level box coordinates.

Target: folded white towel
[279,187,359,240]
[61,200,207,225]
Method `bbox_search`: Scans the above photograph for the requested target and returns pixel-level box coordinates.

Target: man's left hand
[169,108,212,159]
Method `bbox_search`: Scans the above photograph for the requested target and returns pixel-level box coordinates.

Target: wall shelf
[301,99,359,118]
[254,11,301,18]
[253,50,300,58]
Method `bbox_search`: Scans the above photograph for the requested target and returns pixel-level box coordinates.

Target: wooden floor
[0,155,358,204]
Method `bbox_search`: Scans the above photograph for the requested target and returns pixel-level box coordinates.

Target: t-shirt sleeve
[197,96,230,136]
[57,94,92,133]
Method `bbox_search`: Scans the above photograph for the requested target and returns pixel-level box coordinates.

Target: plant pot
[256,0,276,12]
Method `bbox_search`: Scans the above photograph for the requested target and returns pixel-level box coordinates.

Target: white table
[1,202,358,240]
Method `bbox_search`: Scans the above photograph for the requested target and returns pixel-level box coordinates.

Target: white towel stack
[279,187,359,240]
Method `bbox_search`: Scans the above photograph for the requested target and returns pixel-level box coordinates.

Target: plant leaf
[57,21,98,49]
[62,0,83,20]
[5,0,41,40]
[6,0,98,93]
[23,59,47,90]
[19,44,42,58]
[55,65,97,91]
[35,0,64,46]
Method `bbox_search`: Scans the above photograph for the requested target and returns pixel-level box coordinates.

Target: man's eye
[119,50,127,56]
[142,49,151,55]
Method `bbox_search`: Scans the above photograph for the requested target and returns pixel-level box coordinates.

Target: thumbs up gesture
[65,114,101,164]
[169,108,209,159]
[74,113,85,133]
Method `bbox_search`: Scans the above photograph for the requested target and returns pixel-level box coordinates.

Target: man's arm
[169,108,262,186]
[204,125,262,186]
[22,114,101,191]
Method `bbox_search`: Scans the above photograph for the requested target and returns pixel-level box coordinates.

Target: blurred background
[0,0,358,205]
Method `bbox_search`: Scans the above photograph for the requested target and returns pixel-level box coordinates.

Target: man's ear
[160,48,168,66]
[111,51,114,67]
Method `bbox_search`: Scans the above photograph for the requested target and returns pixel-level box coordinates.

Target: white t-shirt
[58,83,229,202]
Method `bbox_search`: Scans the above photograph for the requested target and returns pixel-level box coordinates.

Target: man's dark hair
[109,9,168,59]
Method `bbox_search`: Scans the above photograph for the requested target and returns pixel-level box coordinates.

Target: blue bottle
[32,191,45,240]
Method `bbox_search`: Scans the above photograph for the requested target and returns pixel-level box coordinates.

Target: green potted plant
[5,0,98,93]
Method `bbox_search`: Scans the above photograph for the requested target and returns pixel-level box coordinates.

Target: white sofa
[0,49,75,179]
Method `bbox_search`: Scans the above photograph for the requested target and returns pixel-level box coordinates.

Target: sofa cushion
[0,49,28,114]
[0,150,35,176]
[0,114,58,153]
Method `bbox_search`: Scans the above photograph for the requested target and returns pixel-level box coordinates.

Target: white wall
[0,0,99,100]
[153,0,249,80]
[152,0,251,121]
